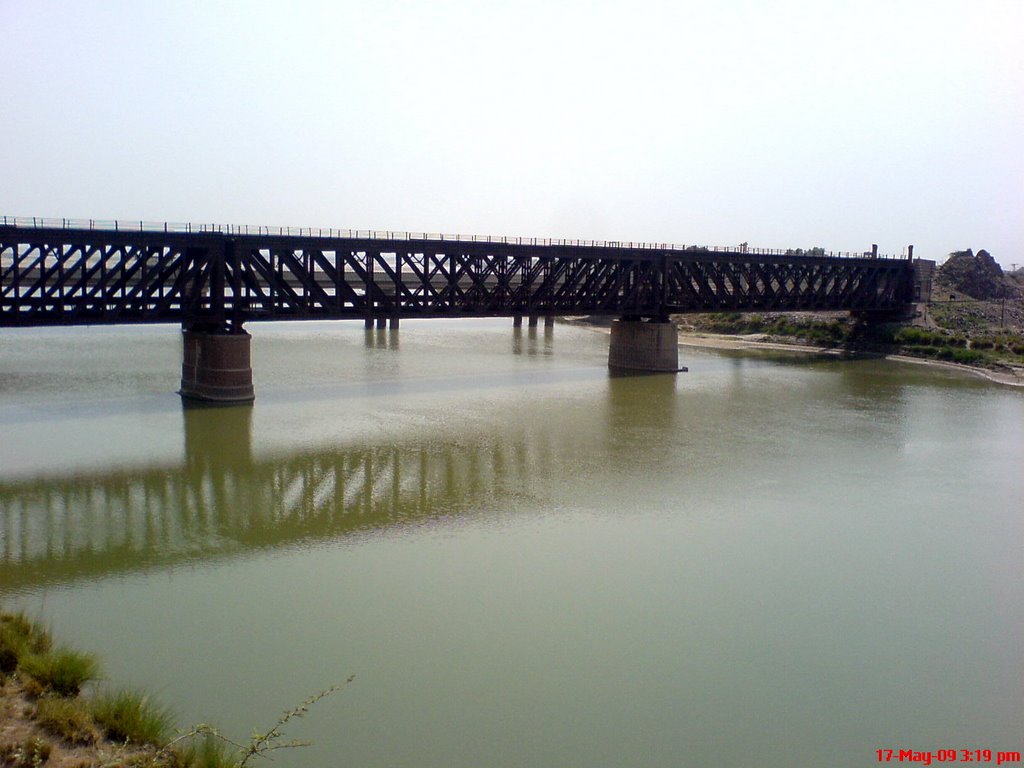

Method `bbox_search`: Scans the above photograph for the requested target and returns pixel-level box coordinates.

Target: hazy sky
[2,0,1022,266]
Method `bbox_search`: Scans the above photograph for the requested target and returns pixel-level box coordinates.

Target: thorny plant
[158,676,355,767]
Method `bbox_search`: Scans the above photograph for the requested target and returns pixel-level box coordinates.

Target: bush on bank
[692,313,853,344]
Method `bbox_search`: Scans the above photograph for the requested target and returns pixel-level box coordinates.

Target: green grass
[91,689,175,746]
[1,609,344,768]
[0,611,51,666]
[690,314,1024,370]
[951,348,987,365]
[694,313,852,344]
[174,734,242,768]
[928,302,992,333]
[34,694,101,745]
[20,647,100,697]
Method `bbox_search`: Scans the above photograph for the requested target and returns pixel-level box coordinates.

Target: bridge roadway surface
[1,219,919,329]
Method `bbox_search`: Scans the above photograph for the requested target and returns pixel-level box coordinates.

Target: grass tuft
[91,689,175,746]
[0,611,51,666]
[174,734,242,768]
[0,737,52,767]
[21,648,100,697]
[34,694,101,745]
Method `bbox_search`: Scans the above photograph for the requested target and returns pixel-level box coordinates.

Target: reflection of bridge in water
[0,406,558,591]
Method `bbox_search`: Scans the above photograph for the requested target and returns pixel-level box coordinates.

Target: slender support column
[911,258,935,303]
[389,317,400,329]
[376,317,386,329]
[608,319,684,373]
[544,316,554,328]
[513,315,523,328]
[364,317,374,329]
[528,315,539,328]
[180,330,255,403]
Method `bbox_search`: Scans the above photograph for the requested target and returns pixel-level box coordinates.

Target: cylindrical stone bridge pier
[180,330,255,403]
[608,318,684,373]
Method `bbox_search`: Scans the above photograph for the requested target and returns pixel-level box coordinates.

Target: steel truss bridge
[1,219,923,329]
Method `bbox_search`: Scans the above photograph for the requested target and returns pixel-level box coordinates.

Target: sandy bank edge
[564,321,1024,388]
[678,331,1024,387]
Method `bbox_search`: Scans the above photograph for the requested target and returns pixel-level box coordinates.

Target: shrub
[769,320,797,336]
[91,689,174,746]
[860,324,899,343]
[952,349,986,365]
[893,327,929,345]
[0,647,17,678]
[21,649,100,697]
[892,327,967,348]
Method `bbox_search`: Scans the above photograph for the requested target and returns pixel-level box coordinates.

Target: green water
[1,320,1021,767]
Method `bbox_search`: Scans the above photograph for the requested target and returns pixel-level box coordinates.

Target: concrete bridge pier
[608,318,685,373]
[180,329,255,404]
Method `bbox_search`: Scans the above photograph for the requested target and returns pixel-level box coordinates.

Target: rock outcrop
[938,249,1005,299]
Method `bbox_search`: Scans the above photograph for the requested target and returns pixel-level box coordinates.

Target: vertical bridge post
[179,238,255,404]
[607,318,682,372]
[180,330,254,403]
[607,254,684,373]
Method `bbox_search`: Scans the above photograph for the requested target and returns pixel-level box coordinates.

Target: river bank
[676,330,1024,387]
[564,317,1024,388]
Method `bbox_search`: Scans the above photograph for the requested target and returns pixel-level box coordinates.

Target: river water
[0,320,1021,767]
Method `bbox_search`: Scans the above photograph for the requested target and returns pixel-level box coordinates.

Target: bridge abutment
[608,319,684,373]
[180,330,255,404]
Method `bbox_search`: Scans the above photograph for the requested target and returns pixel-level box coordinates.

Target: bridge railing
[0,215,907,260]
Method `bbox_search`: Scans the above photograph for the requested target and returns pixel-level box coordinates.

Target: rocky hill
[937,248,1007,300]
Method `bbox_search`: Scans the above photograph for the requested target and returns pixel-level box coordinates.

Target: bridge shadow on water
[511,325,555,357]
[0,399,571,593]
[360,323,555,357]
[363,327,400,351]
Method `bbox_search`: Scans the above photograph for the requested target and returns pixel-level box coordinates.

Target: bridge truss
[1,225,916,329]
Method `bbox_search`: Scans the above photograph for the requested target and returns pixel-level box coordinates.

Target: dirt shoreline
[677,330,1024,387]
[566,321,1024,388]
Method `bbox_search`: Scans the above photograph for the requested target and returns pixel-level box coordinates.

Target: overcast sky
[2,0,1021,266]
